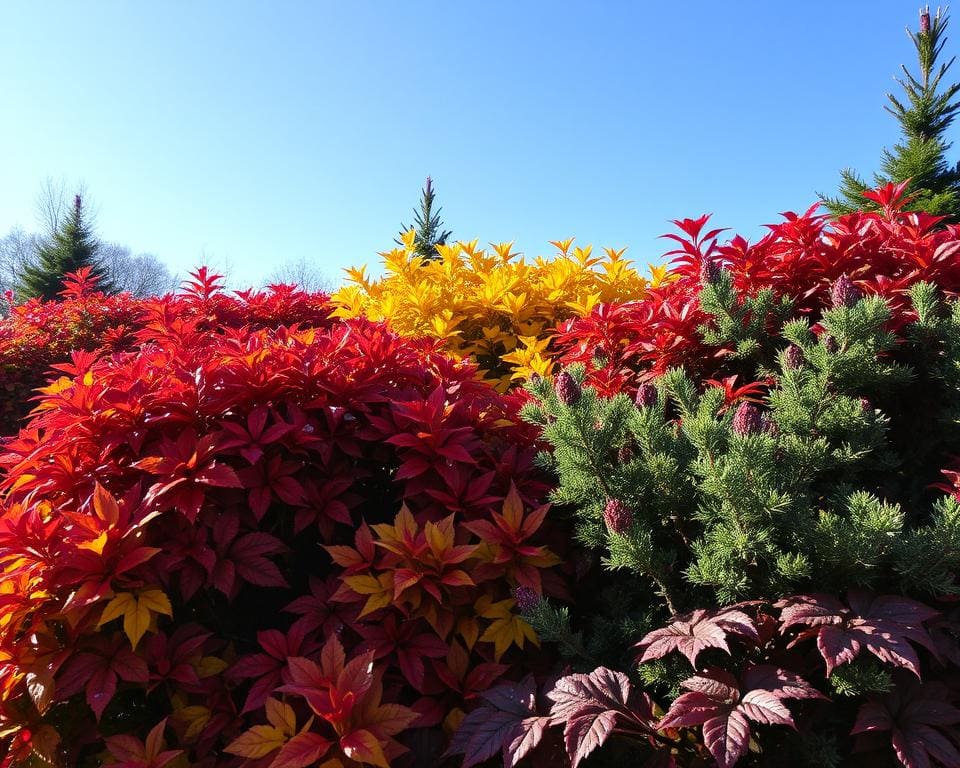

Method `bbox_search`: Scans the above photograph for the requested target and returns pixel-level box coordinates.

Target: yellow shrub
[331,231,669,389]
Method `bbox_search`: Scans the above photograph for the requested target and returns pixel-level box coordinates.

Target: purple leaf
[565,711,617,768]
[546,667,658,768]
[659,665,821,768]
[448,675,545,768]
[777,590,939,677]
[635,608,758,668]
[851,674,960,768]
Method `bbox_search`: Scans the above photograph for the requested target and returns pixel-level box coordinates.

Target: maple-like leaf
[97,588,173,650]
[777,590,939,677]
[356,614,448,692]
[57,633,149,720]
[104,719,181,768]
[223,698,312,768]
[228,624,315,714]
[547,667,657,768]
[447,675,550,768]
[635,607,758,668]
[136,430,242,521]
[851,673,960,768]
[217,405,291,465]
[658,665,825,768]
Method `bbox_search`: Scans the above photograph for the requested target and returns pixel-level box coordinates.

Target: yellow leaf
[195,656,228,678]
[479,598,539,661]
[443,707,466,735]
[78,531,109,555]
[124,599,152,651]
[98,589,172,649]
[98,592,135,628]
[174,705,211,741]
[501,484,524,531]
[223,724,285,759]
[265,698,297,737]
[138,589,173,618]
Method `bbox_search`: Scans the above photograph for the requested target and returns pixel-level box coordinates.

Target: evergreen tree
[16,195,112,301]
[822,7,960,218]
[396,176,452,260]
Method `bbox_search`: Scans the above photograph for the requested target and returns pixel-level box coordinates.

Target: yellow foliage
[331,239,661,389]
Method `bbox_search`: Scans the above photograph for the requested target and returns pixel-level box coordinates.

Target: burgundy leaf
[547,667,657,768]
[777,590,938,677]
[635,607,758,668]
[448,676,543,768]
[851,674,960,768]
[659,665,820,768]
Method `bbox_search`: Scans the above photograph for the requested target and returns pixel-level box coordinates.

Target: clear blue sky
[0,1,934,288]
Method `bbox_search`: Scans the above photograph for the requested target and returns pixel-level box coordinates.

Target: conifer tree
[16,195,112,301]
[822,7,960,218]
[396,176,452,260]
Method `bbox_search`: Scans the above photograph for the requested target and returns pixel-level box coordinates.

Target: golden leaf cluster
[331,235,668,389]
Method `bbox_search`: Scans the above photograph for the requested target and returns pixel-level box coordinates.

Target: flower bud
[732,402,763,436]
[603,498,633,534]
[859,397,872,413]
[831,274,863,308]
[823,335,839,354]
[635,383,658,409]
[554,371,581,405]
[618,445,634,463]
[784,345,804,370]
[514,586,539,612]
[921,8,931,33]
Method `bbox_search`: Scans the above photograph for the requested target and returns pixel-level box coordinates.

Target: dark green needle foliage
[822,7,960,219]
[16,195,113,301]
[396,176,452,260]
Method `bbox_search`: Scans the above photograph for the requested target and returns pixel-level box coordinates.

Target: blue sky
[0,2,935,288]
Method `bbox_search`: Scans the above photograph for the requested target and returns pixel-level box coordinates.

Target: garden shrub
[554,182,960,398]
[330,231,663,391]
[0,273,564,767]
[452,188,960,767]
[0,268,336,435]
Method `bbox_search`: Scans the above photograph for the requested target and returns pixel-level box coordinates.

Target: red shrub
[0,280,561,766]
[0,268,337,435]
[554,182,960,396]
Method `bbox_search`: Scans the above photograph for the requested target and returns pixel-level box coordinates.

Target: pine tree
[396,176,452,260]
[16,194,112,301]
[822,7,960,218]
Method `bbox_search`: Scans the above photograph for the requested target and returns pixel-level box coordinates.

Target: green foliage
[822,8,960,218]
[396,175,452,260]
[16,195,112,300]
[524,277,960,695]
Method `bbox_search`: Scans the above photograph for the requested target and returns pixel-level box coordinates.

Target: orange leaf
[224,725,286,759]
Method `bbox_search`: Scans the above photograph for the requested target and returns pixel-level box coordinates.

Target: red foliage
[0,268,336,435]
[554,189,960,396]
[0,285,561,765]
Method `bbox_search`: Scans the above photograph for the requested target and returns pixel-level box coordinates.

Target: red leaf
[635,607,758,668]
[268,731,332,768]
